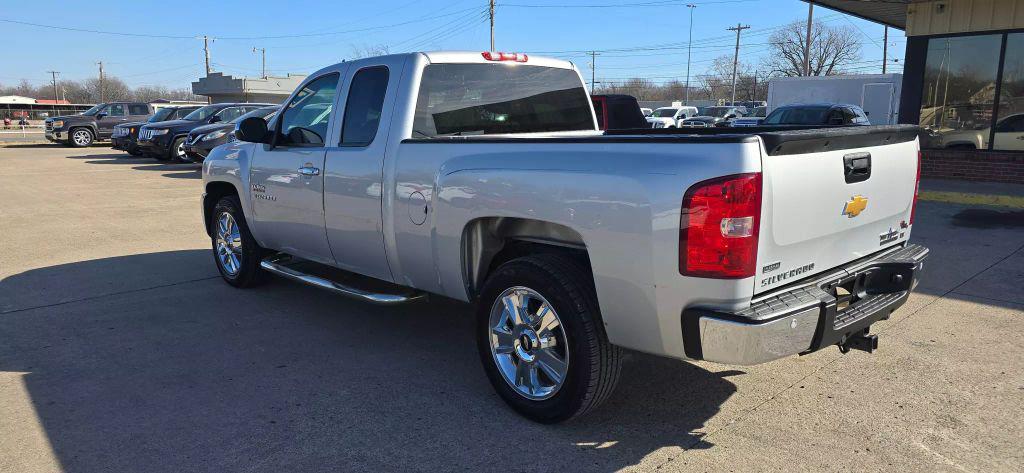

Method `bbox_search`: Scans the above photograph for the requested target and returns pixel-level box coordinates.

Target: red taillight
[680,173,762,279]
[910,150,921,224]
[481,51,528,62]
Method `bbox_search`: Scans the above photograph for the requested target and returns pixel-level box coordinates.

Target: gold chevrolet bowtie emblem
[842,195,868,218]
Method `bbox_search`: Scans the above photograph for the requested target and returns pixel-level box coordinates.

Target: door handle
[298,166,320,176]
[843,152,872,184]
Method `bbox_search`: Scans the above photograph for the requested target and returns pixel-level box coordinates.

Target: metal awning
[804,0,912,30]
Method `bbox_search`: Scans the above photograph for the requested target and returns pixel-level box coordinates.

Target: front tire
[69,128,93,147]
[476,254,622,423]
[168,136,187,163]
[211,196,266,288]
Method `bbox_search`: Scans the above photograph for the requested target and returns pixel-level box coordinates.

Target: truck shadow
[0,250,736,472]
[70,152,202,178]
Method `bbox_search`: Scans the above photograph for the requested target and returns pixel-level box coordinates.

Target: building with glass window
[810,0,1024,183]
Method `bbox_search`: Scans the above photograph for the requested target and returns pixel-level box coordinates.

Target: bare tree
[85,76,131,102]
[350,44,392,59]
[766,21,861,76]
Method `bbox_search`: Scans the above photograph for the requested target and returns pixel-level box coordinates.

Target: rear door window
[128,104,149,115]
[412,64,594,137]
[215,107,247,122]
[340,66,389,146]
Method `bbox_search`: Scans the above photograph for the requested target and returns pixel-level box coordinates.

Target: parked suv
[762,103,870,126]
[184,105,278,163]
[137,103,272,162]
[45,102,153,147]
[112,106,201,156]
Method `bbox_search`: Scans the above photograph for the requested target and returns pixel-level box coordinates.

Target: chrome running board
[260,254,426,305]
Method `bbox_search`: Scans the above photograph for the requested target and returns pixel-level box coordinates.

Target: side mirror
[235,117,268,143]
[208,115,222,124]
[725,114,736,119]
[96,113,107,119]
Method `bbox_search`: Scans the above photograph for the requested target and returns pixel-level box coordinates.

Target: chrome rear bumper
[683,244,928,365]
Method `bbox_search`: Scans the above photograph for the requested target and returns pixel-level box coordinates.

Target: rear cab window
[412,63,594,137]
[340,66,389,146]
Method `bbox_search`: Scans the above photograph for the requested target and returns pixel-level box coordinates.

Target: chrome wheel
[175,140,186,160]
[489,286,569,400]
[215,212,243,276]
[72,129,92,146]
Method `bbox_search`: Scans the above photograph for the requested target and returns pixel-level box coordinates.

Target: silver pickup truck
[201,51,928,423]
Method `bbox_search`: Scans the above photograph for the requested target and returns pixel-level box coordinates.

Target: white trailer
[767,74,903,125]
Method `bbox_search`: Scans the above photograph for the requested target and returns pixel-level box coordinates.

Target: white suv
[646,106,698,128]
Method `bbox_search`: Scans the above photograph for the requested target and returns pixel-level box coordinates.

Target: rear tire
[69,128,93,147]
[211,195,266,288]
[476,254,622,423]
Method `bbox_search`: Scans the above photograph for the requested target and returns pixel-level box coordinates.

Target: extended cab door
[248,72,341,264]
[127,103,152,123]
[322,57,404,282]
[96,104,128,137]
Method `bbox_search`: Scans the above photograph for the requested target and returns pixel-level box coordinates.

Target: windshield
[183,105,219,121]
[81,104,105,116]
[231,106,278,124]
[148,108,175,122]
[702,107,735,118]
[763,106,830,125]
[652,108,678,118]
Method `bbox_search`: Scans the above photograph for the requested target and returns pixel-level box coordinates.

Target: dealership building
[814,0,1024,183]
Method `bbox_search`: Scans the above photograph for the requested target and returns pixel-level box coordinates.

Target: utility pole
[685,4,696,105]
[489,0,495,51]
[47,70,59,102]
[253,47,266,78]
[588,51,600,91]
[882,26,889,74]
[727,24,750,105]
[203,35,212,76]
[97,61,104,102]
[804,3,813,76]
[47,70,59,116]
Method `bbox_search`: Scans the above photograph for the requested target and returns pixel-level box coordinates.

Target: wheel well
[69,125,94,137]
[462,217,592,299]
[203,182,239,236]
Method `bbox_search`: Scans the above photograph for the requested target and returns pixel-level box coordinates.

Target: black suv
[45,102,153,147]
[112,106,201,156]
[137,103,272,162]
[183,105,278,163]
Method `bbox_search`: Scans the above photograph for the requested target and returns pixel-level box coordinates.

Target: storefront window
[993,33,1024,151]
[919,34,1002,150]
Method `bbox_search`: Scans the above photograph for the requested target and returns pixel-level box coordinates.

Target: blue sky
[0,0,905,90]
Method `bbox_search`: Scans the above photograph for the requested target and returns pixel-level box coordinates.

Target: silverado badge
[842,195,868,218]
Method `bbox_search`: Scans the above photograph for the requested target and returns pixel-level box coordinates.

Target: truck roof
[308,51,576,78]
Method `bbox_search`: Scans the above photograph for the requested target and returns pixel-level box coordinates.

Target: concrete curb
[919,190,1024,209]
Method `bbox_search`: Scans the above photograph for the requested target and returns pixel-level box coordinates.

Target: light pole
[685,4,696,105]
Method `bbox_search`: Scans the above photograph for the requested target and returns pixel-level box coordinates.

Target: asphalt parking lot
[1,145,1022,472]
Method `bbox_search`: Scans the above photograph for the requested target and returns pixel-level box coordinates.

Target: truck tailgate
[755,126,920,295]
